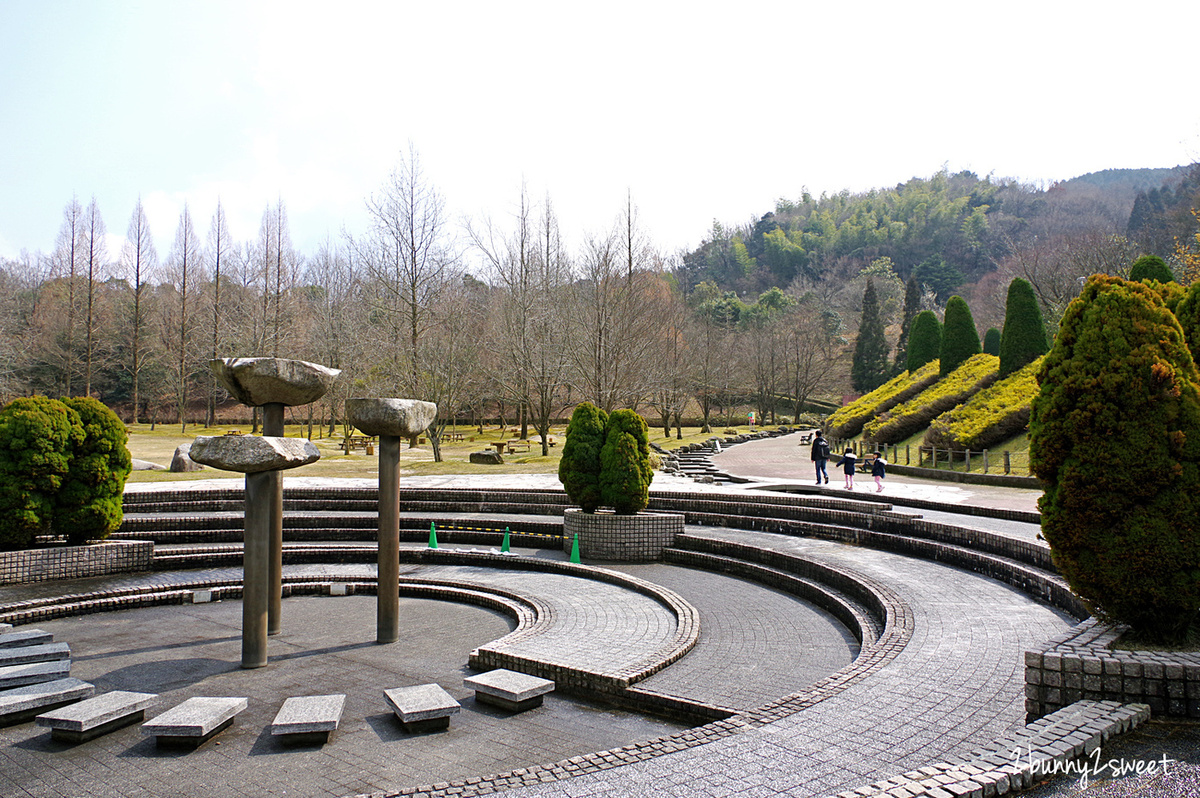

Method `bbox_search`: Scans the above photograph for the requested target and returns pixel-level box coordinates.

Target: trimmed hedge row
[862,353,999,444]
[924,356,1044,451]
[826,360,941,440]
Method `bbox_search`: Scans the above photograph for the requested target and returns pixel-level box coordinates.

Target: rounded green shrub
[939,296,981,377]
[1128,254,1174,284]
[1174,280,1200,365]
[0,396,83,550]
[982,327,1001,356]
[906,311,942,373]
[1030,275,1200,642]
[998,277,1049,378]
[55,397,131,545]
[558,402,608,513]
[599,409,653,515]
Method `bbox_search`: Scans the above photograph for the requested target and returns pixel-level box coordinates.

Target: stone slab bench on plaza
[384,684,461,732]
[36,690,158,743]
[142,696,248,749]
[0,659,71,690]
[270,694,345,745]
[464,669,554,713]
[0,629,52,649]
[0,677,94,727]
[0,642,70,668]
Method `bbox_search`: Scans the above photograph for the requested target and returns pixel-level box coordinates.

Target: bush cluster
[559,403,653,515]
[826,360,941,439]
[0,396,129,550]
[863,353,999,444]
[924,356,1043,451]
[1031,275,1200,642]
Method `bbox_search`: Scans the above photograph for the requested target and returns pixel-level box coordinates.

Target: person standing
[871,450,887,492]
[834,449,858,490]
[809,430,831,485]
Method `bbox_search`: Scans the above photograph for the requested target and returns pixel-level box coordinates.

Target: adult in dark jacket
[809,430,831,485]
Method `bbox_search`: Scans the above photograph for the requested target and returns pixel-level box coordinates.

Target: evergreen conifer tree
[893,276,921,373]
[1030,275,1200,641]
[906,311,942,373]
[851,279,890,393]
[938,296,982,377]
[558,403,608,513]
[599,409,653,514]
[998,277,1050,378]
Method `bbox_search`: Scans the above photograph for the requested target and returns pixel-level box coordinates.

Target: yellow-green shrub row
[924,357,1044,451]
[862,353,999,444]
[827,360,941,439]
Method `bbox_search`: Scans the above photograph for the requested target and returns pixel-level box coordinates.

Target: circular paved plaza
[0,436,1196,798]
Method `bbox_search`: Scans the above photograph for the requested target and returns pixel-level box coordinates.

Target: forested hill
[677,166,1193,297]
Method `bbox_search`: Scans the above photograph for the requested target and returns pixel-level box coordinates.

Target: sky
[2,0,1198,275]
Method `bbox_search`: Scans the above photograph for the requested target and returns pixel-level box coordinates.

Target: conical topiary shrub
[55,397,132,545]
[998,277,1049,378]
[906,310,942,373]
[599,409,653,515]
[939,295,981,377]
[558,402,608,513]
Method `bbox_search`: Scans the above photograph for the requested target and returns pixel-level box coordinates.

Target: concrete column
[242,471,272,668]
[377,434,401,644]
[262,402,285,635]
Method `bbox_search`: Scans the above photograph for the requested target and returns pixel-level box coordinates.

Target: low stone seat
[384,684,461,732]
[270,694,345,745]
[0,677,94,727]
[142,696,248,749]
[463,669,554,713]
[36,690,157,742]
[0,642,70,668]
[0,659,72,690]
[0,629,53,649]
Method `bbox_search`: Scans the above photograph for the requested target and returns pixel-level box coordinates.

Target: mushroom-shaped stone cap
[345,398,437,438]
[210,358,340,407]
[189,436,320,473]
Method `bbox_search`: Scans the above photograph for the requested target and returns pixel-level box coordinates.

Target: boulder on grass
[170,444,204,473]
[469,450,504,465]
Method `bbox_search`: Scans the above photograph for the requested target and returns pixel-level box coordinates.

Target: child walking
[871,451,887,493]
[834,449,857,490]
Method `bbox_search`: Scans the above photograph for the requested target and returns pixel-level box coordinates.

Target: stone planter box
[562,509,684,562]
[0,541,153,587]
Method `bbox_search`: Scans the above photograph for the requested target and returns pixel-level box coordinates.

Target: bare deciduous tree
[119,198,157,422]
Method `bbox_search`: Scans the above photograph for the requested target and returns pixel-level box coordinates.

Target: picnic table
[490,441,508,455]
[344,435,376,452]
[448,431,465,442]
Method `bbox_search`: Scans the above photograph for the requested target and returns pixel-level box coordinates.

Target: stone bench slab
[0,629,52,649]
[0,642,70,668]
[0,677,95,727]
[384,684,461,732]
[464,669,554,713]
[142,696,248,749]
[270,694,345,745]
[0,659,72,690]
[37,690,158,743]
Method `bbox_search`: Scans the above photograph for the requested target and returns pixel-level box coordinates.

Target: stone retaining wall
[0,540,152,586]
[562,509,684,561]
[1025,617,1200,720]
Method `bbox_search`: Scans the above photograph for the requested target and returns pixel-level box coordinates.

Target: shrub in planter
[55,397,131,545]
[1030,275,1200,642]
[558,402,608,513]
[0,396,84,550]
[599,409,653,515]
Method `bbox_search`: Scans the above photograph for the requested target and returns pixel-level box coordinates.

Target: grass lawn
[123,423,771,482]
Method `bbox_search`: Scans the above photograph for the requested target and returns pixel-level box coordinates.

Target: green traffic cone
[569,533,581,564]
[428,522,438,549]
[501,526,510,553]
